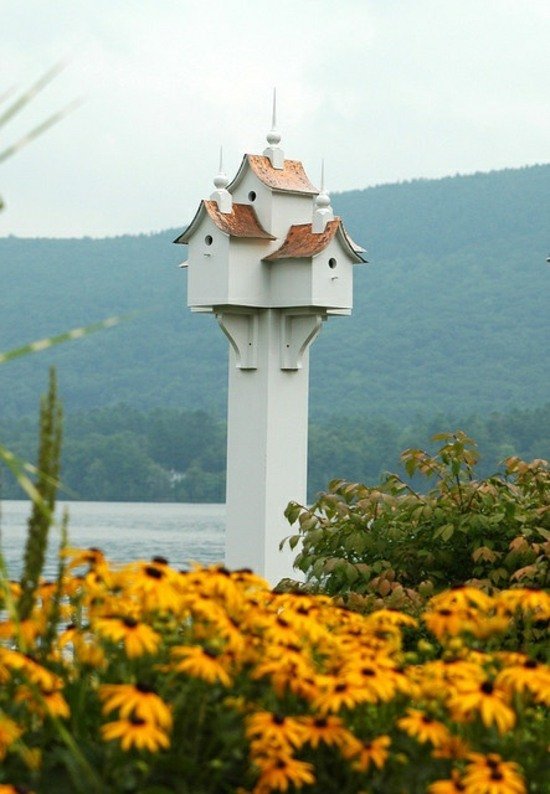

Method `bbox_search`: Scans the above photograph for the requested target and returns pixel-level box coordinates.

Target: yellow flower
[431,587,494,612]
[311,675,370,714]
[0,786,36,794]
[428,769,467,793]
[397,709,451,746]
[295,714,355,751]
[62,546,106,570]
[464,753,526,794]
[0,715,23,761]
[94,616,161,658]
[253,752,315,792]
[246,712,308,751]
[496,657,550,705]
[101,717,170,752]
[423,606,476,640]
[496,588,550,620]
[16,683,70,719]
[99,683,172,729]
[449,679,515,734]
[343,734,391,772]
[170,645,232,686]
[119,559,182,612]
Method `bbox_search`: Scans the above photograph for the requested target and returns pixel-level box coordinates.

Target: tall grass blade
[0,98,83,165]
[0,315,124,365]
[0,61,65,129]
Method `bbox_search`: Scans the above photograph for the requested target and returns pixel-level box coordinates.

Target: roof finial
[264,87,284,170]
[211,145,232,213]
[313,159,334,233]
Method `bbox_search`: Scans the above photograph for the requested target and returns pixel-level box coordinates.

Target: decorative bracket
[280,310,325,370]
[216,309,259,370]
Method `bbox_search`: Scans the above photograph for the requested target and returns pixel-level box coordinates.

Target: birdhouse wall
[186,217,230,308]
[270,193,314,241]
[227,238,272,306]
[268,259,313,308]
[311,237,354,310]
[230,173,274,238]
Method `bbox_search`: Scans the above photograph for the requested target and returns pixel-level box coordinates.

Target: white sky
[1,0,549,238]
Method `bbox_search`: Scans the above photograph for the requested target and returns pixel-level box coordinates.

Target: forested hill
[1,163,549,422]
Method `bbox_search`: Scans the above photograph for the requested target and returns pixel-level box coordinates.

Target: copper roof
[263,219,365,263]
[228,154,318,195]
[174,200,275,244]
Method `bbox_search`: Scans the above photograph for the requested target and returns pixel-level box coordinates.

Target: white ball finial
[264,87,284,169]
[312,159,334,233]
[211,145,232,213]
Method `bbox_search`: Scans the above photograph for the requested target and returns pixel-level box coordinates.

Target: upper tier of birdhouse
[175,103,366,311]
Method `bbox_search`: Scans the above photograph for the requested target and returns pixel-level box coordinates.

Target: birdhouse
[175,123,365,311]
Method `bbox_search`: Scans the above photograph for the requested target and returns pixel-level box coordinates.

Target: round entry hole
[328,257,337,269]
[205,235,213,246]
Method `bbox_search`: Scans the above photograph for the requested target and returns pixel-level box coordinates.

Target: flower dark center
[151,556,168,565]
[490,771,503,781]
[136,683,154,694]
[144,566,164,580]
[314,718,328,728]
[362,667,375,677]
[130,716,146,726]
[421,715,433,724]
[335,683,347,692]
[439,608,452,616]
[273,714,285,725]
[524,659,537,669]
[481,681,494,695]
[123,617,138,628]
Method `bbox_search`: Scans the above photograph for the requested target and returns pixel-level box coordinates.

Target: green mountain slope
[1,164,548,421]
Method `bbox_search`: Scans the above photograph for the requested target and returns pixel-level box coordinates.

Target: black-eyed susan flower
[343,733,391,772]
[252,752,315,792]
[93,616,161,658]
[432,734,470,760]
[428,769,467,793]
[246,711,308,751]
[99,683,172,729]
[463,753,526,794]
[449,679,515,734]
[397,709,451,746]
[496,657,550,705]
[295,714,354,751]
[496,588,550,621]
[423,606,477,640]
[0,715,23,761]
[118,560,181,612]
[170,645,232,686]
[312,675,370,713]
[101,716,170,752]
[16,682,70,719]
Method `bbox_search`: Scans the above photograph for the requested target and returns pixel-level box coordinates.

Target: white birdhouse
[175,133,365,311]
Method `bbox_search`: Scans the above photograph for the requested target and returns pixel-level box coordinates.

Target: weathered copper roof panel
[264,218,366,263]
[204,200,275,238]
[263,220,339,260]
[228,154,318,195]
[174,200,274,243]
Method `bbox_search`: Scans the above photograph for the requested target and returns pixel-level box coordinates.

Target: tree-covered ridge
[1,403,548,503]
[0,163,548,421]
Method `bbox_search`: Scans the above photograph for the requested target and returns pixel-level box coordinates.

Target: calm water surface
[0,501,225,578]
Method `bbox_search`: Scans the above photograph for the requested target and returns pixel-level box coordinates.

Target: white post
[217,307,324,585]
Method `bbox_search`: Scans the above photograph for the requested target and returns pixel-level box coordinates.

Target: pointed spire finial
[211,145,232,213]
[264,87,284,169]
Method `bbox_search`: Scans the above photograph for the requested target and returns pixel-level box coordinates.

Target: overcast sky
[1,0,548,238]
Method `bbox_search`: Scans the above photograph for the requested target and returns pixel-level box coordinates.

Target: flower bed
[0,552,548,793]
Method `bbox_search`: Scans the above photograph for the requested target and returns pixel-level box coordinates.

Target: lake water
[0,501,225,579]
